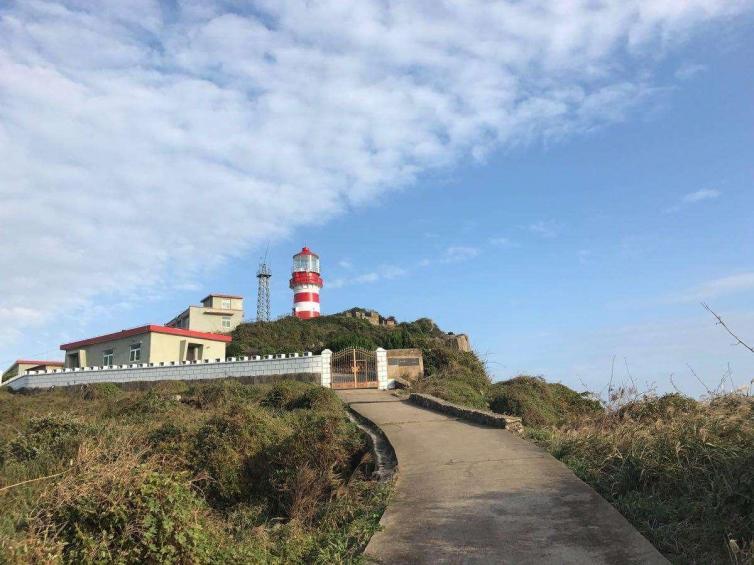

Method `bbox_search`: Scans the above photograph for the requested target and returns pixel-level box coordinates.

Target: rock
[408,392,523,433]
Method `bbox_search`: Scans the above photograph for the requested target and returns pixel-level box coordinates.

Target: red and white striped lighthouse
[289,247,323,319]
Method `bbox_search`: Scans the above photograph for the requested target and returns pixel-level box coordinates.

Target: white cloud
[675,62,708,80]
[682,188,721,203]
[489,237,515,247]
[0,0,750,356]
[444,246,480,262]
[676,272,754,302]
[338,260,353,270]
[328,264,406,289]
[528,220,561,238]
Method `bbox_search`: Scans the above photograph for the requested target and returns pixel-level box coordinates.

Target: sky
[1,0,753,397]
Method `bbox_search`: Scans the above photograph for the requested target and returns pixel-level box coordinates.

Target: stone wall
[386,348,423,381]
[408,393,523,432]
[3,353,323,391]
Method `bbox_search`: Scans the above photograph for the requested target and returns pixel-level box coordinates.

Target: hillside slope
[229,311,492,408]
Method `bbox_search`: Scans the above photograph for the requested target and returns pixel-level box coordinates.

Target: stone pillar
[376,347,388,390]
[320,349,332,388]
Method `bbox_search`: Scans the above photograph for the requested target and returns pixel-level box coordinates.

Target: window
[103,349,114,366]
[221,299,231,309]
[129,343,141,362]
[221,316,232,329]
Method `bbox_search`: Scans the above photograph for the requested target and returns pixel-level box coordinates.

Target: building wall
[65,331,152,368]
[186,305,244,333]
[386,348,424,381]
[64,332,228,368]
[149,332,227,363]
[203,296,244,311]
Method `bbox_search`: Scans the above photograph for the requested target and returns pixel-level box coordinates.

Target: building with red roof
[60,324,232,369]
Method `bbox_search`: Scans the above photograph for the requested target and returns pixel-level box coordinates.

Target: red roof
[16,359,64,366]
[295,246,318,257]
[60,324,233,350]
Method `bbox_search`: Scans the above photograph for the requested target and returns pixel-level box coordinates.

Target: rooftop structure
[166,293,244,333]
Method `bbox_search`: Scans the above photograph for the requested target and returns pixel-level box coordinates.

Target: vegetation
[229,312,446,357]
[228,310,754,562]
[528,392,754,564]
[418,366,753,563]
[488,376,602,427]
[230,312,493,409]
[0,380,390,563]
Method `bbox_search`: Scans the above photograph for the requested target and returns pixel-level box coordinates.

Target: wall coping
[1,352,318,388]
[408,393,523,433]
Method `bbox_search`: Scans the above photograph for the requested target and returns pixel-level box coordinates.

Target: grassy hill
[230,312,754,563]
[229,312,493,408]
[0,381,389,562]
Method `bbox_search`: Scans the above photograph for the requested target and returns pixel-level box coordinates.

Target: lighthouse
[290,247,323,319]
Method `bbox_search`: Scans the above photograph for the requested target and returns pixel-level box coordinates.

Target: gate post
[321,349,332,388]
[376,348,388,390]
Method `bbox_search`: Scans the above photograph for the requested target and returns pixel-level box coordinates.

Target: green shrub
[13,442,228,563]
[413,348,490,409]
[260,381,340,412]
[0,378,390,564]
[488,376,601,426]
[4,414,86,463]
[531,393,754,563]
[115,389,179,417]
[187,379,260,409]
[78,382,121,401]
[617,392,698,422]
[191,405,287,507]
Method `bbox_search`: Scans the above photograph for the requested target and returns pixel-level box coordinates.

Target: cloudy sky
[2,0,753,395]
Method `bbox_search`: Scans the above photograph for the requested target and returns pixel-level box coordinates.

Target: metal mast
[256,250,271,322]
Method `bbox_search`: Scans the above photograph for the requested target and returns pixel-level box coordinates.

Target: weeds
[0,380,390,563]
[528,391,754,563]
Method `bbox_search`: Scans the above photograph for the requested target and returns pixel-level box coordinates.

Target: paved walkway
[339,389,667,565]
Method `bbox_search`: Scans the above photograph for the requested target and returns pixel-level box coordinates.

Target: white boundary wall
[3,353,322,391]
[1,348,392,391]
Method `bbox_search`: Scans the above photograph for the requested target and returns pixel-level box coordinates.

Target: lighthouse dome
[293,247,320,273]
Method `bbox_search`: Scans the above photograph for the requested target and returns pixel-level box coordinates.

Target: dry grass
[0,380,391,563]
[529,392,754,564]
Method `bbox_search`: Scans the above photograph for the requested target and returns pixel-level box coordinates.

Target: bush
[115,389,179,417]
[488,376,602,426]
[78,382,121,401]
[530,393,754,563]
[187,379,260,409]
[191,405,287,507]
[4,414,86,464]
[0,380,390,564]
[412,349,490,409]
[11,440,228,563]
[260,381,340,412]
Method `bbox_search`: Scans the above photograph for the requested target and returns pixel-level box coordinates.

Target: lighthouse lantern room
[290,247,323,319]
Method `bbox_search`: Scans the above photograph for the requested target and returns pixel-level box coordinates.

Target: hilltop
[229,309,453,356]
[228,310,492,407]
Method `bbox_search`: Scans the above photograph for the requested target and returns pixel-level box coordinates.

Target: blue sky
[1,1,753,396]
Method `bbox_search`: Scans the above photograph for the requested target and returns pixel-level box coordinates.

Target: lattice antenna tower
[256,246,272,322]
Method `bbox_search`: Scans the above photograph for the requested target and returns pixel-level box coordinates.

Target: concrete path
[339,389,667,565]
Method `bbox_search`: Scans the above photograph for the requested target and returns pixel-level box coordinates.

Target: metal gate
[331,347,378,389]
